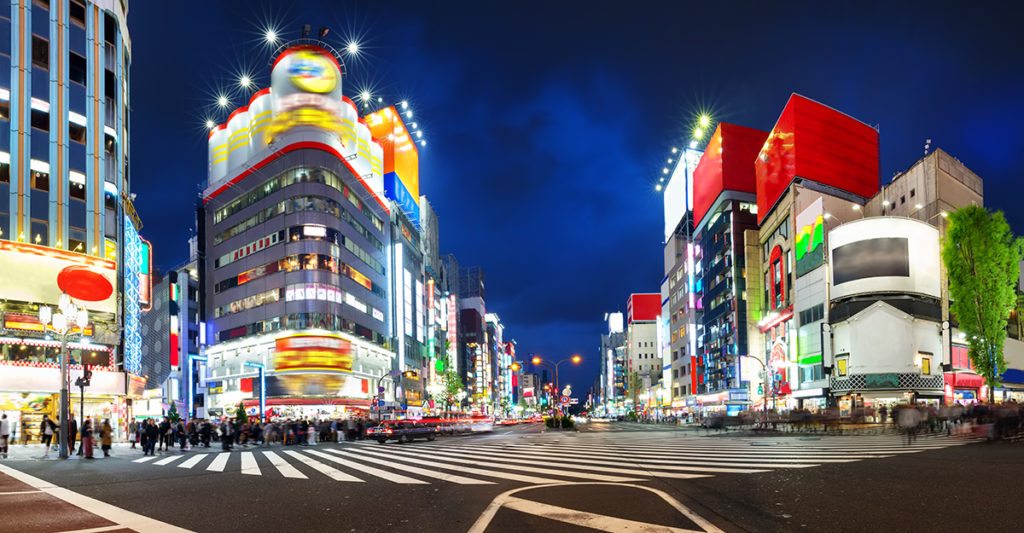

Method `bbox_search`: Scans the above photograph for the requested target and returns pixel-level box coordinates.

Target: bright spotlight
[671,147,678,154]
[699,114,711,127]
[411,122,418,129]
[420,140,426,146]
[405,110,413,118]
[239,75,252,89]
[655,184,663,192]
[401,101,408,110]
[415,131,422,138]
[693,127,704,139]
[662,168,669,174]
[346,41,359,55]
[217,95,229,108]
[689,140,698,149]
[265,29,277,44]
[377,97,383,102]
[205,120,216,129]
[359,90,371,102]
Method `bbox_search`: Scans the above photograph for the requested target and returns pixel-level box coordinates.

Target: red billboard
[627,293,660,323]
[692,123,769,225]
[755,94,879,224]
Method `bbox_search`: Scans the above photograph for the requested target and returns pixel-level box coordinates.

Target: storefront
[943,372,987,405]
[792,387,828,411]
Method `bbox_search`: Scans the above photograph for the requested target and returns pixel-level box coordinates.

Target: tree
[942,205,1024,400]
[627,372,643,407]
[235,402,248,424]
[167,402,181,424]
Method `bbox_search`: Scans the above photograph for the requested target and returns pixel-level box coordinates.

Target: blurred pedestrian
[897,405,922,445]
[100,419,113,457]
[0,414,9,459]
[40,415,56,456]
[128,418,138,449]
[144,419,158,455]
[81,420,94,459]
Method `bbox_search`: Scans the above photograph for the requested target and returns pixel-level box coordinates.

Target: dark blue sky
[130,1,1024,394]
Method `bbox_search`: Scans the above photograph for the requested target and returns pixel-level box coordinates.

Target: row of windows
[213,166,383,233]
[798,304,825,326]
[217,312,388,349]
[214,282,385,325]
[285,225,384,274]
[0,102,117,151]
[213,194,383,253]
[214,252,385,300]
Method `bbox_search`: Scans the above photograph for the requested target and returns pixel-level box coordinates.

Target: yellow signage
[288,50,337,93]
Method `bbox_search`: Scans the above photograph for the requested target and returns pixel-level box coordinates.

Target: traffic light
[83,364,92,385]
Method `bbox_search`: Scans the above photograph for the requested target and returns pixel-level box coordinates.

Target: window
[900,195,905,204]
[70,122,86,144]
[921,356,931,375]
[0,162,8,184]
[104,190,115,210]
[104,13,117,44]
[910,189,916,198]
[31,109,48,131]
[69,52,86,85]
[70,181,85,200]
[70,0,86,27]
[835,355,849,377]
[31,36,48,70]
[0,99,9,121]
[32,171,49,192]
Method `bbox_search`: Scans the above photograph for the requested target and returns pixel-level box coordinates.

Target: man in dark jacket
[68,418,78,455]
[144,419,159,455]
[158,417,171,451]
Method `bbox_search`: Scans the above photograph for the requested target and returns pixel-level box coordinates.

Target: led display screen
[831,237,909,285]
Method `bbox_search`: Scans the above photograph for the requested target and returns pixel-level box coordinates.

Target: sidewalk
[2,442,147,462]
[0,462,191,532]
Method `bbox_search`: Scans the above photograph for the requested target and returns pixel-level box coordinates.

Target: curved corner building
[201,44,398,419]
[0,1,136,441]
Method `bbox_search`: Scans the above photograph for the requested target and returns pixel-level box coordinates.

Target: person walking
[0,414,10,459]
[100,419,113,457]
[220,419,233,451]
[144,419,158,455]
[40,415,56,456]
[81,420,94,459]
[68,417,79,456]
[897,405,922,445]
[158,417,170,451]
[128,418,138,449]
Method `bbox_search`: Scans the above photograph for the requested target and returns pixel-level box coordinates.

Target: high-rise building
[200,44,395,419]
[0,1,137,439]
[599,311,626,413]
[625,293,660,411]
[691,123,767,415]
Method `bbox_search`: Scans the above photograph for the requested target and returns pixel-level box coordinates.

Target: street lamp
[530,355,582,413]
[39,293,88,459]
[743,354,772,427]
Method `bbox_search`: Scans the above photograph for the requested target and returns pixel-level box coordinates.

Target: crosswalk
[129,431,977,486]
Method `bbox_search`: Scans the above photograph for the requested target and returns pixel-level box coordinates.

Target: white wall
[828,217,940,300]
[831,302,942,375]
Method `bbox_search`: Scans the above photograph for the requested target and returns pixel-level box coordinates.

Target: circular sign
[288,50,337,93]
[57,265,113,302]
[559,396,570,405]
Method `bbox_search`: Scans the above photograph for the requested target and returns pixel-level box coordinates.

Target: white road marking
[304,449,427,484]
[240,451,260,476]
[346,447,586,485]
[153,454,184,466]
[327,449,493,485]
[261,450,307,479]
[0,463,193,532]
[132,456,157,463]
[206,452,230,472]
[177,454,206,469]
[281,450,364,482]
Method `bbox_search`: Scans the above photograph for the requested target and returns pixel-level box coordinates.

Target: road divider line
[281,450,364,482]
[306,449,427,484]
[240,452,260,476]
[261,450,308,479]
[206,452,230,472]
[452,444,860,466]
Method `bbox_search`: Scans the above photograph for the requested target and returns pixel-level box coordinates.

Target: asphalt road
[3,422,1020,532]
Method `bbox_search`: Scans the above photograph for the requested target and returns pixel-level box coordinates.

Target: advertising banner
[0,241,116,313]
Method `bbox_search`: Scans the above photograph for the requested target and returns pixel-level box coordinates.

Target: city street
[1,422,1017,532]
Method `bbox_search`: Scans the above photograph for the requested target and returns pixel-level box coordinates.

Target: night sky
[129,2,1024,395]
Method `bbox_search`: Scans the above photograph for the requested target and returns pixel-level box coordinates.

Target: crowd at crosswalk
[129,430,977,485]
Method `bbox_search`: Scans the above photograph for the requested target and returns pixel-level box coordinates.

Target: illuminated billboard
[124,218,144,375]
[755,94,879,224]
[273,334,354,374]
[0,241,116,314]
[663,157,688,241]
[828,218,940,300]
[794,198,825,277]
[366,106,420,227]
[692,123,768,225]
[266,46,347,144]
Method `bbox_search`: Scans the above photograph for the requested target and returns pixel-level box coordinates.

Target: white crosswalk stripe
[123,431,978,486]
[262,450,307,479]
[239,451,260,475]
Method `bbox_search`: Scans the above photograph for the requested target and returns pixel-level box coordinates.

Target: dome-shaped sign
[57,265,114,302]
[288,50,337,93]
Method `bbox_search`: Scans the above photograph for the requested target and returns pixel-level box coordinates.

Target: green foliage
[560,416,575,429]
[167,402,181,423]
[235,402,248,424]
[942,205,1024,394]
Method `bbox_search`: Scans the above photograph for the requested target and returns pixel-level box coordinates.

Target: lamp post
[39,293,89,460]
[530,355,581,415]
[744,354,772,428]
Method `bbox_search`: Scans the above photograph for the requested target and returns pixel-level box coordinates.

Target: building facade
[0,0,137,440]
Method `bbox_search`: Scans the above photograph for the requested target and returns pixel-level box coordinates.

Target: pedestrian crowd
[128,416,379,453]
